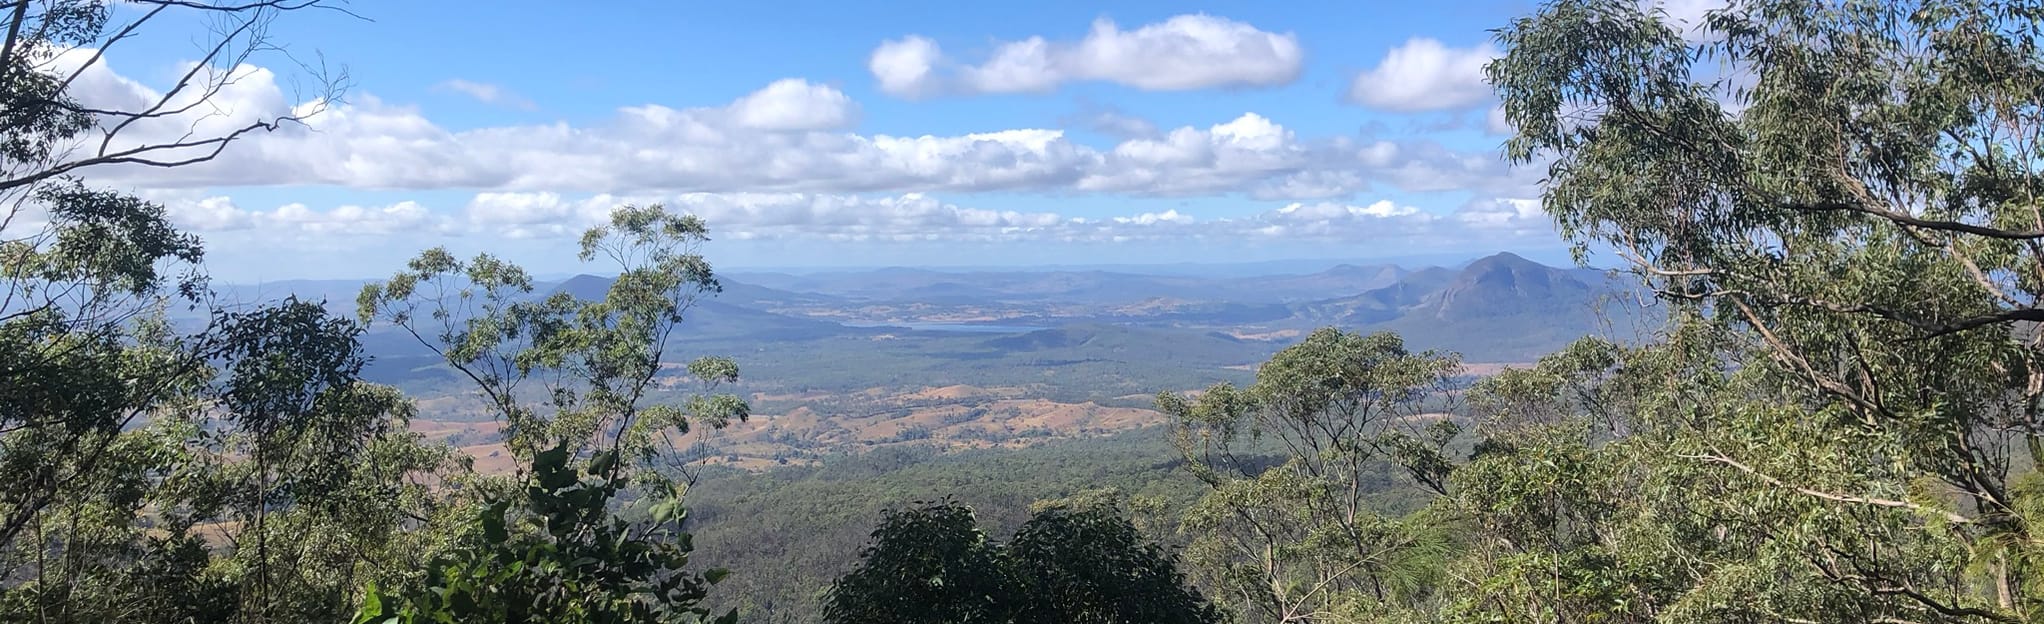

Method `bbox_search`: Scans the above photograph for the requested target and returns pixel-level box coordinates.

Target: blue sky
[58,0,1713,281]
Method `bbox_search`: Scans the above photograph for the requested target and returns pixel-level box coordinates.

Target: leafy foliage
[1159,328,1463,622]
[358,205,748,469]
[1138,1,2044,622]
[822,500,1218,624]
[351,445,735,624]
[683,427,1234,623]
[353,204,749,621]
[1477,0,2044,620]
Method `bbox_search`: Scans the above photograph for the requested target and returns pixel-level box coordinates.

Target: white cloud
[1279,200,1420,220]
[46,49,1527,204]
[1076,113,1339,197]
[1114,209,1194,225]
[727,78,858,131]
[166,190,1555,251]
[467,191,586,227]
[1068,15,1302,90]
[1348,38,1498,112]
[1454,197,1549,234]
[874,14,1301,97]
[1359,140,1537,195]
[870,36,943,98]
[461,191,1072,242]
[1251,170,1367,201]
[42,49,298,166]
[165,196,454,236]
[435,79,537,110]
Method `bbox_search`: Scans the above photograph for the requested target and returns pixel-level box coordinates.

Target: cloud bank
[164,190,1556,249]
[870,15,1303,98]
[49,49,1531,201]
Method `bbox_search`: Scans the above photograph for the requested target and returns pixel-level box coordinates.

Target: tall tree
[354,204,748,622]
[1158,328,1462,623]
[0,296,463,624]
[357,205,747,470]
[0,0,349,553]
[1479,0,2044,620]
[0,2,432,623]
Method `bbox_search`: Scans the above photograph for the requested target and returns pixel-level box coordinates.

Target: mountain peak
[1422,252,1589,321]
[1466,251,1537,269]
[550,274,614,300]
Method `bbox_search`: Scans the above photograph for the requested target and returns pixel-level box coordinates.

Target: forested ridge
[6,0,2044,622]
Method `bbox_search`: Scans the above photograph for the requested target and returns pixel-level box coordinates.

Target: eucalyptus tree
[354,205,749,622]
[1158,329,1463,622]
[1475,0,2044,620]
[357,205,748,472]
[0,1,440,622]
[0,0,351,551]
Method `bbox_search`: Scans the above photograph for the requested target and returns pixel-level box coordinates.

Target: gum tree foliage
[354,204,749,622]
[1157,328,1463,623]
[821,500,1219,624]
[357,204,748,472]
[0,0,348,551]
[177,300,462,622]
[350,445,736,624]
[1454,0,2044,620]
[1166,1,2044,621]
[0,2,464,623]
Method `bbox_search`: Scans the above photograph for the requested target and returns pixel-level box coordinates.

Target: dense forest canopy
[4,0,2044,623]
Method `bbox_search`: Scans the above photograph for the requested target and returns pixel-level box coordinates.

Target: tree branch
[1680,451,1974,525]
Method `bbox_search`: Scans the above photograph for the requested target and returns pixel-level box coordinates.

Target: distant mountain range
[710,248,1579,280]
[213,252,1661,390]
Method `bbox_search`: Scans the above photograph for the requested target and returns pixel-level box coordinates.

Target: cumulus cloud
[42,49,300,163]
[726,78,858,131]
[1348,38,1498,112]
[464,191,1071,241]
[435,79,537,110]
[1077,113,1363,198]
[872,14,1301,97]
[869,36,944,98]
[49,48,1528,204]
[1453,197,1550,235]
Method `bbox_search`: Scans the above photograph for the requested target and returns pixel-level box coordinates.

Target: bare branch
[1680,451,1974,525]
[1785,200,2044,241]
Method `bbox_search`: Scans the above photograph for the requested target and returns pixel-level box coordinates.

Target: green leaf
[588,449,618,477]
[534,443,569,474]
[349,582,386,624]
[481,500,510,544]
